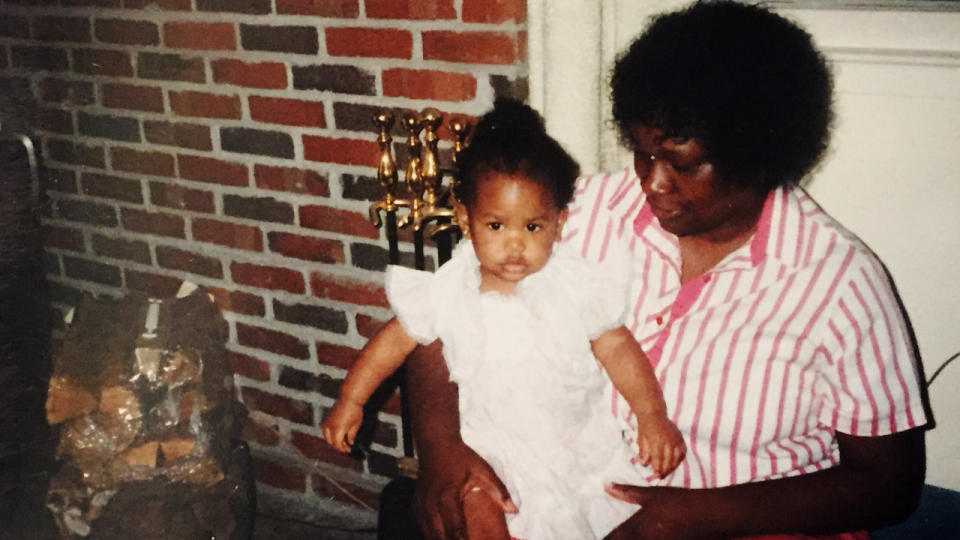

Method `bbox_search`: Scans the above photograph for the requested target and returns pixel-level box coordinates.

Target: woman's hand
[603,484,709,540]
[414,440,517,540]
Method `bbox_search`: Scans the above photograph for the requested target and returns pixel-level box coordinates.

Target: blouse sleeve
[385,265,439,345]
[816,257,928,437]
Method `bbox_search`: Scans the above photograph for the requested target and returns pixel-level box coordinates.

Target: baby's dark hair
[454,98,580,210]
[611,0,833,191]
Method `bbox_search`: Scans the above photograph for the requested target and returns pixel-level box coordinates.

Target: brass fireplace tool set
[369,108,470,272]
[367,108,470,464]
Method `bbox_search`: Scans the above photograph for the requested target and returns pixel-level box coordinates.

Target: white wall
[529,0,960,490]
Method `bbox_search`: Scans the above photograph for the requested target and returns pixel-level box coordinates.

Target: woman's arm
[322,318,417,451]
[405,340,517,540]
[605,428,926,539]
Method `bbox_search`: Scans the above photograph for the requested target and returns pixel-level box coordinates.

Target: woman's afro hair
[611,0,833,190]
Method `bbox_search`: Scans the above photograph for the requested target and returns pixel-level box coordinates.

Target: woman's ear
[555,208,569,242]
[454,202,471,239]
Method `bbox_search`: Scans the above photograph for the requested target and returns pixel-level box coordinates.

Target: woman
[405,2,927,538]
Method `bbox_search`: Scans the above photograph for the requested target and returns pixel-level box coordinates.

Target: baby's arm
[322,317,418,453]
[591,326,685,477]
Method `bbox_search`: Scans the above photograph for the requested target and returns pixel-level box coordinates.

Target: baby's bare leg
[462,488,511,540]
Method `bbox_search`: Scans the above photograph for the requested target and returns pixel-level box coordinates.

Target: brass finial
[369,109,399,227]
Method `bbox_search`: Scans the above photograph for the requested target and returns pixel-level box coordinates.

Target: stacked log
[44,283,253,539]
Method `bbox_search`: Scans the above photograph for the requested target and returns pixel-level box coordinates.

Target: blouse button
[656,316,663,325]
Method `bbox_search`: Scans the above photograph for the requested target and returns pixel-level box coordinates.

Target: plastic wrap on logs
[44,283,253,539]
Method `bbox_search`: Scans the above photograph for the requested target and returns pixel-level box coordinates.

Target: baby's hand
[634,412,686,478]
[321,400,363,453]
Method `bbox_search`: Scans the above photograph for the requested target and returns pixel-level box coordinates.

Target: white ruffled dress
[386,241,648,540]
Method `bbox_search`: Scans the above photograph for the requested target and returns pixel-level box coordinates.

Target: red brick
[239,24,318,55]
[95,18,159,45]
[236,324,311,360]
[170,90,241,119]
[121,208,185,238]
[178,154,248,186]
[290,431,361,470]
[57,199,118,228]
[229,350,271,381]
[102,83,164,112]
[148,181,215,213]
[73,48,133,77]
[81,172,143,203]
[423,31,518,65]
[325,27,412,59]
[91,234,151,264]
[41,168,78,194]
[249,96,325,127]
[315,341,359,370]
[267,232,344,264]
[164,21,236,50]
[46,138,105,168]
[251,456,306,491]
[230,261,305,294]
[156,245,223,278]
[0,16,30,39]
[138,52,205,82]
[34,16,91,43]
[254,165,329,197]
[39,78,94,105]
[110,147,175,177]
[43,225,85,251]
[192,218,262,251]
[366,0,455,19]
[382,68,476,102]
[211,59,287,89]
[63,0,121,5]
[144,121,212,151]
[309,273,387,307]
[302,135,377,167]
[243,414,282,445]
[209,287,265,316]
[276,0,358,16]
[123,0,192,9]
[125,269,184,297]
[462,0,526,23]
[299,205,378,239]
[355,313,388,339]
[35,107,74,135]
[63,256,122,287]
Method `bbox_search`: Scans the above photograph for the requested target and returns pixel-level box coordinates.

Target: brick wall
[0,0,527,525]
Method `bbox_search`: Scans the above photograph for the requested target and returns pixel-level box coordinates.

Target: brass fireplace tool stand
[368,108,470,464]
[369,108,469,272]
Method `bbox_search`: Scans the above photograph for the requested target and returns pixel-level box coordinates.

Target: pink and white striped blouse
[562,168,927,489]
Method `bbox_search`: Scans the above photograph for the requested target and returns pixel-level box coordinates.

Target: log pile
[44,283,253,539]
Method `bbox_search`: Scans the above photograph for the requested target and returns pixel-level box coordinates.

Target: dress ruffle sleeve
[555,242,632,341]
[385,265,439,345]
[384,241,485,383]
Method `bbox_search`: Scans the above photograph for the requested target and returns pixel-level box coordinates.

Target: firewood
[98,385,142,422]
[119,441,159,468]
[159,437,195,462]
[46,376,97,425]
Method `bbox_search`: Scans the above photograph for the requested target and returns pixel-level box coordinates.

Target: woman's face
[455,173,567,295]
[629,124,766,243]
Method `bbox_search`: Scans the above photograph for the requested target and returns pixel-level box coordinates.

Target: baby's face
[456,173,567,295]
